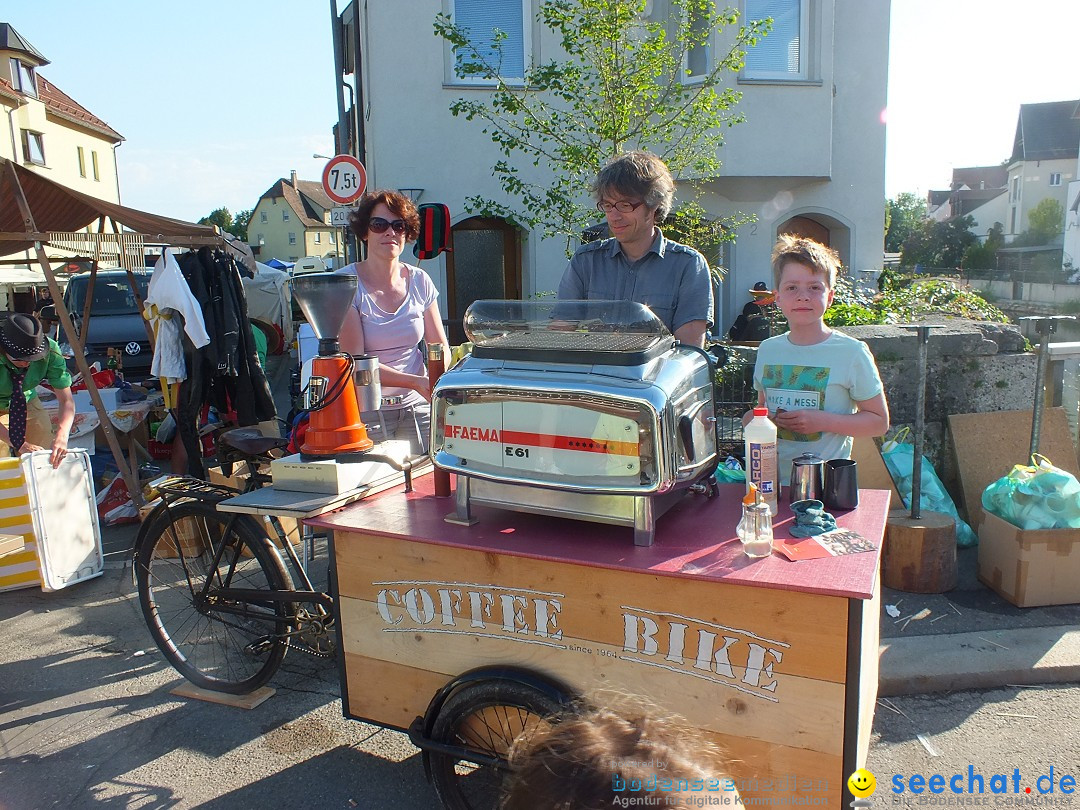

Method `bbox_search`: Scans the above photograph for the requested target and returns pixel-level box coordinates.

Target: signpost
[320,155,367,206]
[319,155,366,265]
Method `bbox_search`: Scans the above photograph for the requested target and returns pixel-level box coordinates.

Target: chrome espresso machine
[430,300,719,545]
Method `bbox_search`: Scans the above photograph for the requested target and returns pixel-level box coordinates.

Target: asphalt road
[2,556,1078,810]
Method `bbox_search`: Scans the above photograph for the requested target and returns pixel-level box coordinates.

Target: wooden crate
[318,479,886,806]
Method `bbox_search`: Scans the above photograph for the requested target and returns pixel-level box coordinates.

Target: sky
[5,1,1079,222]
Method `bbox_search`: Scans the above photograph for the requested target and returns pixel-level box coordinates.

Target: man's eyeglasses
[368,217,407,234]
[596,200,646,214]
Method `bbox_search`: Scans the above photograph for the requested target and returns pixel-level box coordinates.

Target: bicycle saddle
[219,427,290,456]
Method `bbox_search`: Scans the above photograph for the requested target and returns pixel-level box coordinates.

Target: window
[329,232,336,245]
[289,232,297,245]
[1050,173,1062,187]
[1011,176,1021,202]
[743,0,807,80]
[9,58,37,98]
[77,146,86,178]
[260,211,268,223]
[256,233,264,245]
[684,4,712,81]
[20,130,45,165]
[449,0,529,82]
[283,209,290,221]
[91,150,100,181]
[314,232,321,244]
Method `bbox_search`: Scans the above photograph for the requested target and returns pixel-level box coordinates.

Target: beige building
[346,0,889,337]
[0,23,124,309]
[1004,99,1079,242]
[0,23,122,204]
[249,171,343,267]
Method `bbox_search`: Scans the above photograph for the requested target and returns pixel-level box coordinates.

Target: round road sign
[321,155,367,205]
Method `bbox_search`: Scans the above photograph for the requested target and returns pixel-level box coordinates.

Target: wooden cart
[308,478,887,807]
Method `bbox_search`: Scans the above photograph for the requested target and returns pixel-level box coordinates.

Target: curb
[879,627,1080,696]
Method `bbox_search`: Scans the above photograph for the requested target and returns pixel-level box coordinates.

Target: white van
[291,256,327,276]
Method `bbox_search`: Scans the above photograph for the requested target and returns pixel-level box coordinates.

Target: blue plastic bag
[881,429,978,547]
[982,454,1080,530]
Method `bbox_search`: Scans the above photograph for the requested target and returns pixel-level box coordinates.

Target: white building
[1005,99,1079,242]
[349,0,889,338]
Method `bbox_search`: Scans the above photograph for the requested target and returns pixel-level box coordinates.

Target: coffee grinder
[289,273,374,459]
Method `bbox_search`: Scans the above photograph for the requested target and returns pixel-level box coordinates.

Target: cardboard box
[271,442,410,494]
[977,511,1080,607]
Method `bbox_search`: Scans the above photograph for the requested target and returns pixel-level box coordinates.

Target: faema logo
[886,766,1077,805]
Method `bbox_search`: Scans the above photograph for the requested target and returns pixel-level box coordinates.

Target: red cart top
[307,478,888,601]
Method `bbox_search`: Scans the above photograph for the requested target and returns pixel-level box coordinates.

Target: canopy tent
[242,261,294,351]
[0,156,247,506]
[265,258,294,270]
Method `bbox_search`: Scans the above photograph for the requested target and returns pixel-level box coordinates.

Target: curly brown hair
[348,189,421,242]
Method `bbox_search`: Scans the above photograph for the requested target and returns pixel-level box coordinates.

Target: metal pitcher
[790,452,825,502]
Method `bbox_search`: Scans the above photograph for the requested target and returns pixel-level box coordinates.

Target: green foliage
[961,221,1003,270]
[823,270,1010,326]
[885,192,927,253]
[900,215,977,269]
[198,207,250,241]
[1060,299,1080,315]
[1028,198,1065,240]
[433,0,765,261]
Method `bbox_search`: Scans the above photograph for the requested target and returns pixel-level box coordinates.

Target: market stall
[0,157,250,503]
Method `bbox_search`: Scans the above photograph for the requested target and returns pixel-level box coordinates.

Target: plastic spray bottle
[744,407,779,516]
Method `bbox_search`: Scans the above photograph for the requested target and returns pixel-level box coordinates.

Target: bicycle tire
[135,499,294,694]
[429,679,563,810]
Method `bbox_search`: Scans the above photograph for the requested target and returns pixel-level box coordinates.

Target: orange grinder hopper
[290,273,373,459]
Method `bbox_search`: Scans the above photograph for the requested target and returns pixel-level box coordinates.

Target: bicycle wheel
[429,680,564,810]
[136,499,294,694]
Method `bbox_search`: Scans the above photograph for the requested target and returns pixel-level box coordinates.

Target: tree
[961,221,1003,270]
[1026,198,1065,242]
[900,215,976,269]
[231,209,252,243]
[434,0,767,259]
[884,192,927,253]
[198,206,250,242]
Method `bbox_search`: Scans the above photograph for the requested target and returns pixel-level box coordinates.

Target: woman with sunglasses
[338,190,450,454]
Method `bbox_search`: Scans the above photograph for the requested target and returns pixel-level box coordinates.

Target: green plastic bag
[881,428,978,547]
[982,454,1080,530]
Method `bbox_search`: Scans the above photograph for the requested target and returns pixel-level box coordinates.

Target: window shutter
[453,0,525,79]
[745,0,801,75]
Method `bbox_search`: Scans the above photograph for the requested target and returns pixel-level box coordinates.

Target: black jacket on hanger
[174,248,277,478]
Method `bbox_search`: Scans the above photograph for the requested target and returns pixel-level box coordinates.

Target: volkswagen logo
[124,342,142,356]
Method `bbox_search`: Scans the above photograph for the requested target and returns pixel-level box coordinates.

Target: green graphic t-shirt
[753,331,883,477]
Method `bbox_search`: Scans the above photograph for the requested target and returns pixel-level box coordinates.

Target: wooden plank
[335,531,850,683]
[341,595,846,755]
[169,682,274,709]
[344,655,842,805]
[851,436,902,508]
[949,408,1080,530]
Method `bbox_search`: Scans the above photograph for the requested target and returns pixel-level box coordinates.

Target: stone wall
[728,320,1038,515]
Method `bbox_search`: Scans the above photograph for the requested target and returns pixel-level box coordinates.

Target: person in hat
[0,313,75,468]
[727,281,775,341]
[557,151,713,346]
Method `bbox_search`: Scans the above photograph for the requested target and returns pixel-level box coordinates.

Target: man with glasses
[557,151,713,347]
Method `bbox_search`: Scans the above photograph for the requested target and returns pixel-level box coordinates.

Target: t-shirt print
[760,364,830,442]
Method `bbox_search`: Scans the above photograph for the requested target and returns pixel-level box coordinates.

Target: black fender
[409,665,576,783]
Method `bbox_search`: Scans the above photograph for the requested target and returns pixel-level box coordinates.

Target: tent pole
[3,161,144,508]
[108,219,156,348]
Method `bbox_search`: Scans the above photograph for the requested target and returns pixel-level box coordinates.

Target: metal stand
[899,325,940,519]
[1018,316,1076,458]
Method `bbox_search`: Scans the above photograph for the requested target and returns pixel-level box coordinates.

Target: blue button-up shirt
[557,229,713,334]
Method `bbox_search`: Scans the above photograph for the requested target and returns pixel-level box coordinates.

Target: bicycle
[133,427,574,810]
[133,427,336,694]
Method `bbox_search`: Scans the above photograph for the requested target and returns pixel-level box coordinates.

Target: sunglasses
[368,217,407,235]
